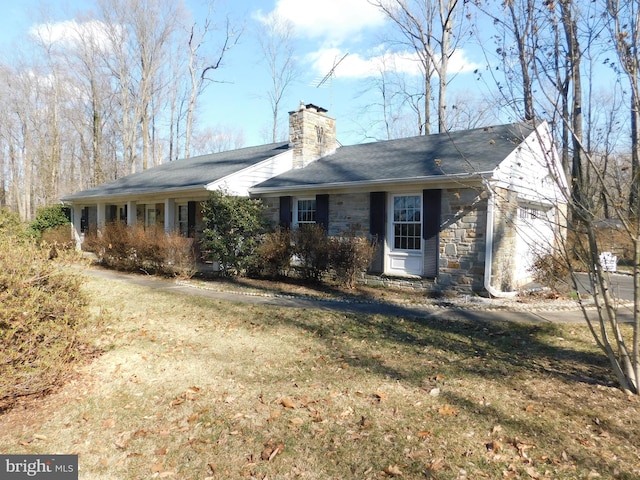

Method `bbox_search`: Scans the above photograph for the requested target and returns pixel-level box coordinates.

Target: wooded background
[0,0,637,224]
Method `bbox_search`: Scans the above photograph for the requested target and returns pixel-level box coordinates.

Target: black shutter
[369,192,386,274]
[108,205,117,222]
[316,194,329,230]
[423,189,441,277]
[81,207,88,233]
[279,196,292,228]
[187,201,196,238]
[370,192,386,240]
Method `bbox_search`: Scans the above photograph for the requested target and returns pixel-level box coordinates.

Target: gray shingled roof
[251,121,535,192]
[61,142,290,201]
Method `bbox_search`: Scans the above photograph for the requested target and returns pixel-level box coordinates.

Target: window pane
[297,199,316,224]
[392,195,421,251]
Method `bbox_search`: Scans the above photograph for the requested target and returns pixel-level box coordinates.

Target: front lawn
[0,274,638,479]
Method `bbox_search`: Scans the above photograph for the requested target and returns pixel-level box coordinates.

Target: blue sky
[0,0,483,148]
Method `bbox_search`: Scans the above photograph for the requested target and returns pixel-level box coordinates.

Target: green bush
[328,229,376,288]
[0,233,87,409]
[29,204,70,239]
[254,228,293,278]
[201,190,268,276]
[292,224,331,281]
[84,222,195,277]
[0,208,29,239]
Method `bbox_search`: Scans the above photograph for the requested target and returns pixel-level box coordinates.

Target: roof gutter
[483,179,518,299]
[250,172,491,196]
[60,185,210,204]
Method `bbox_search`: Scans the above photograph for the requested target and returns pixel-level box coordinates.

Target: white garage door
[515,206,555,284]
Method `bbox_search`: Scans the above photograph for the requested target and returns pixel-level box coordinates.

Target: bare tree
[472,0,639,393]
[370,0,466,134]
[182,11,240,159]
[606,0,640,220]
[256,12,298,143]
[190,125,245,155]
[98,0,185,172]
[1,64,36,219]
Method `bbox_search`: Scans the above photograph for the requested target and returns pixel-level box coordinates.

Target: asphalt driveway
[79,267,636,325]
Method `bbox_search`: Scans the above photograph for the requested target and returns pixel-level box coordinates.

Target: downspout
[484,180,518,298]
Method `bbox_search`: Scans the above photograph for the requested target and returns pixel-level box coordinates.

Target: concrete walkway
[80,266,635,325]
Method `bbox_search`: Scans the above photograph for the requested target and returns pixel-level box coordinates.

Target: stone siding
[259,188,496,294]
[328,193,369,236]
[489,186,518,291]
[436,188,487,293]
[289,104,337,169]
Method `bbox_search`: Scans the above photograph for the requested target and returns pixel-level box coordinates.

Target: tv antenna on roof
[314,52,349,111]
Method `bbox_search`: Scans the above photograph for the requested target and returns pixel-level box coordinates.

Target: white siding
[493,122,568,207]
[205,150,294,196]
[492,123,568,286]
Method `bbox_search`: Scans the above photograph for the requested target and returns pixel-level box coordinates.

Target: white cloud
[28,19,115,52]
[271,0,386,42]
[308,47,482,80]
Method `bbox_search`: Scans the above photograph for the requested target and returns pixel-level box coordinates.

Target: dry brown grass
[0,274,639,479]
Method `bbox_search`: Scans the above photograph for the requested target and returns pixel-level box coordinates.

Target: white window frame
[391,193,423,252]
[293,198,317,228]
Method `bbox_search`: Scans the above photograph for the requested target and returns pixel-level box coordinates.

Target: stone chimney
[289,102,337,169]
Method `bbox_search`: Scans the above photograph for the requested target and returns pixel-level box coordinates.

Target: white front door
[386,194,423,276]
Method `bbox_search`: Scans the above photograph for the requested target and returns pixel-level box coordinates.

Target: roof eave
[250,172,492,196]
[60,185,209,204]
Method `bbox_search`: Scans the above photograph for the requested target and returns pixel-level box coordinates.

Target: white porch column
[72,205,83,250]
[127,200,137,226]
[164,198,176,234]
[96,202,106,230]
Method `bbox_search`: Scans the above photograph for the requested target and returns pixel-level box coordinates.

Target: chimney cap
[304,103,327,113]
[290,103,328,114]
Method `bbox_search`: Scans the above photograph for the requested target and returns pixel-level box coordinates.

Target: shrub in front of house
[0,229,88,410]
[28,204,71,240]
[251,225,374,287]
[41,224,76,251]
[253,227,293,278]
[328,228,376,289]
[529,248,572,295]
[85,222,195,277]
[292,224,331,281]
[200,190,269,276]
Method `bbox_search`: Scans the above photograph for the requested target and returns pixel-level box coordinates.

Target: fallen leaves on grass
[102,418,116,428]
[438,404,459,416]
[279,397,296,409]
[171,386,202,407]
[426,458,445,472]
[485,440,503,452]
[383,464,403,476]
[374,391,388,403]
[261,439,284,461]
